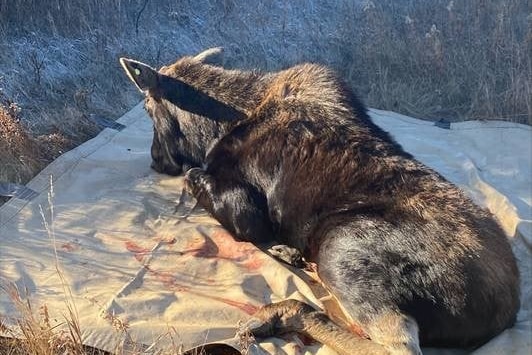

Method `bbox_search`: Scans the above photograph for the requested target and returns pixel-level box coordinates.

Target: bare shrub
[27,51,45,86]
[0,96,41,184]
[0,92,71,200]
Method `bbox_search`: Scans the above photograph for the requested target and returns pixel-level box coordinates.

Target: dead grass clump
[35,133,72,160]
[0,98,42,185]
[329,0,531,123]
[0,283,91,355]
[0,94,71,191]
[0,0,529,197]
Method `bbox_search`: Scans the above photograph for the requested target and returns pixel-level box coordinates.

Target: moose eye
[134,68,141,76]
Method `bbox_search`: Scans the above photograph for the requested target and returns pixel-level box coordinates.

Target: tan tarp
[1,104,530,354]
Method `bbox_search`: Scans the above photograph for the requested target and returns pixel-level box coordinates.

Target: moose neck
[160,75,247,122]
[164,59,268,120]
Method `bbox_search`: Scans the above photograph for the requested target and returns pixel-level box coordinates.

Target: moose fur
[120,48,520,354]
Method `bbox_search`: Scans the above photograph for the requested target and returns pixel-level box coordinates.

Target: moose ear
[194,47,224,65]
[119,57,159,93]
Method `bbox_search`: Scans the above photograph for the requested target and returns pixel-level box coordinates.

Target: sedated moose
[120,48,519,354]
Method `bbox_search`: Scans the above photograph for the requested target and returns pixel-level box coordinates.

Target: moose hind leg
[315,229,422,354]
[249,300,421,355]
[314,277,422,354]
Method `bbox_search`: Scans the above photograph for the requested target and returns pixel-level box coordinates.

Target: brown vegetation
[0,93,71,204]
[337,0,531,122]
[0,0,529,193]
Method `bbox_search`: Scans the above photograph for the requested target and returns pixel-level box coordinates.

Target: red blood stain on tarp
[183,235,217,257]
[124,229,264,315]
[144,265,259,315]
[61,242,77,252]
[165,237,177,244]
[125,241,150,262]
[154,236,177,245]
[183,228,264,271]
[189,291,260,315]
[145,266,190,291]
[125,237,176,262]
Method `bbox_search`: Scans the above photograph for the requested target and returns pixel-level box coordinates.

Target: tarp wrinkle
[0,105,530,354]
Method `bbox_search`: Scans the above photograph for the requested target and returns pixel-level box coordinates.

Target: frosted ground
[1,0,529,188]
[1,0,529,134]
[1,104,530,354]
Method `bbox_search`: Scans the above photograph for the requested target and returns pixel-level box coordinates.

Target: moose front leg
[185,168,274,244]
[151,129,184,176]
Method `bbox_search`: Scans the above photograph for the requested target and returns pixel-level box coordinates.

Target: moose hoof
[184,168,208,196]
[267,245,305,268]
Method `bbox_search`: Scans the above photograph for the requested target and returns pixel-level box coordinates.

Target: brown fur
[120,49,520,354]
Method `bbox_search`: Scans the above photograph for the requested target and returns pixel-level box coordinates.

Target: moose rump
[120,48,520,355]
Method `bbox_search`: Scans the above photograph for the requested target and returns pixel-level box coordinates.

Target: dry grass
[0,180,95,354]
[0,0,529,195]
[333,0,532,122]
[0,285,95,355]
[0,98,41,185]
[0,92,71,204]
[0,290,195,355]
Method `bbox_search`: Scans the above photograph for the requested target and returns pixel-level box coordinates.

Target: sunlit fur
[122,49,520,354]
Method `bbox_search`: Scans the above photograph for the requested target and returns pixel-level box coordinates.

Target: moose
[120,48,519,354]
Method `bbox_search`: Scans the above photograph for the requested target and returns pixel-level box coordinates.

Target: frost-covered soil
[0,0,364,187]
[0,1,358,134]
[0,0,530,187]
